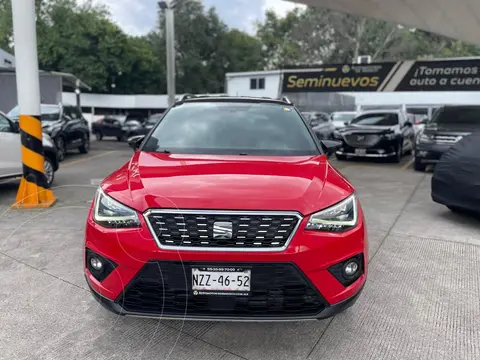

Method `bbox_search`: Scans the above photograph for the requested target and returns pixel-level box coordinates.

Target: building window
[250,77,265,90]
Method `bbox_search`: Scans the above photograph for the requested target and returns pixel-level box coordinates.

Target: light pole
[158,0,176,107]
[11,0,56,208]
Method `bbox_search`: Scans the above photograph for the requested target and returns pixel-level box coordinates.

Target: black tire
[79,133,90,154]
[95,132,103,141]
[117,136,123,141]
[44,157,55,187]
[392,144,402,163]
[413,158,426,172]
[55,136,67,162]
[335,154,347,161]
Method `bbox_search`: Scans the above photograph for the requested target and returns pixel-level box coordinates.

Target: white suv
[0,112,59,186]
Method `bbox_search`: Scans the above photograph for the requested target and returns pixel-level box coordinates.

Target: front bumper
[414,143,452,164]
[85,206,367,321]
[87,275,365,321]
[334,138,397,158]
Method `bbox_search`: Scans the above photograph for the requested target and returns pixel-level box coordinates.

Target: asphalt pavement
[0,139,479,360]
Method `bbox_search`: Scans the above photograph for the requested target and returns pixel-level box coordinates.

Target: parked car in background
[407,113,428,139]
[414,105,480,171]
[302,112,335,140]
[330,111,358,129]
[431,133,480,216]
[91,116,125,141]
[0,112,59,187]
[334,110,415,162]
[8,103,89,161]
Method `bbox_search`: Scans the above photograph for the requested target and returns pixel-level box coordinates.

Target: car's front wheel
[413,158,426,172]
[55,136,67,162]
[44,157,55,187]
[392,144,402,163]
[79,133,90,154]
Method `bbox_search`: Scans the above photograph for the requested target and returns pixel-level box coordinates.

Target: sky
[86,0,304,36]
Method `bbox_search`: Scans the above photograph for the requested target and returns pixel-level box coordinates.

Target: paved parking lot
[0,140,479,360]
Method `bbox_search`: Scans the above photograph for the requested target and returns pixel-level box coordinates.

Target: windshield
[8,105,61,122]
[143,102,319,156]
[350,113,399,126]
[431,106,480,126]
[331,113,356,122]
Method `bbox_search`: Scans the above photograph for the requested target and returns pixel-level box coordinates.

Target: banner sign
[282,59,480,92]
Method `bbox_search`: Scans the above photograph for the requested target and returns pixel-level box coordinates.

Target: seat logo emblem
[357,135,365,141]
[213,221,233,239]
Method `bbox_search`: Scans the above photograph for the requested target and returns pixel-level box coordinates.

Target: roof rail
[180,94,196,101]
[280,96,292,104]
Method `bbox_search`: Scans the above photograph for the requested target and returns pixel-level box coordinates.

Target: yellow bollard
[10,0,56,208]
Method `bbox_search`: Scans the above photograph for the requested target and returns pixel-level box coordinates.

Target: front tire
[44,157,55,187]
[392,144,402,163]
[413,158,426,172]
[55,136,67,162]
[79,133,90,154]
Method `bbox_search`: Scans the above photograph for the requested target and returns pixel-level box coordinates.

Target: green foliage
[1,0,480,94]
[256,7,480,66]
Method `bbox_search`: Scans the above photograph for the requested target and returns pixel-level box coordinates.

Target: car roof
[360,109,401,114]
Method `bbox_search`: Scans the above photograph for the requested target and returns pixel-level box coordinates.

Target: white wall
[226,71,281,98]
[348,91,480,107]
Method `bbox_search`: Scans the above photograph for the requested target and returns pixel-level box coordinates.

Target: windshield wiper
[157,149,171,154]
[238,152,249,155]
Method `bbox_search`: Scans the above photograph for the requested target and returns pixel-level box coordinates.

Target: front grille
[344,134,380,148]
[434,135,462,144]
[145,210,302,250]
[116,262,326,317]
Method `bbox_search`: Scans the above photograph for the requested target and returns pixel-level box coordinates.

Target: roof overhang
[0,67,91,91]
[288,0,480,44]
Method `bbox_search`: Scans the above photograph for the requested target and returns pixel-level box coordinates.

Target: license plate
[192,267,251,296]
[355,148,366,156]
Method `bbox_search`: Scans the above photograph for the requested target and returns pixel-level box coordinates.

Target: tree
[151,0,263,94]
[256,7,480,67]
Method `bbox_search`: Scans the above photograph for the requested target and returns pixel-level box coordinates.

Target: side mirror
[421,117,429,124]
[344,121,350,125]
[11,121,20,133]
[321,139,342,156]
[128,135,145,150]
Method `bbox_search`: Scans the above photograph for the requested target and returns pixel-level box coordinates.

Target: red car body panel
[102,152,354,215]
[85,151,367,310]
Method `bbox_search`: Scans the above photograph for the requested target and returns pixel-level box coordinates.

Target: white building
[0,48,15,68]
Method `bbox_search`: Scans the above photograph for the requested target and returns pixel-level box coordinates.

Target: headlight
[418,133,434,144]
[42,133,54,147]
[305,194,358,232]
[383,133,396,140]
[93,188,140,228]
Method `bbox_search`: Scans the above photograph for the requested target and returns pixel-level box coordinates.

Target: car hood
[101,152,354,215]
[424,123,477,136]
[337,124,396,135]
[41,120,62,130]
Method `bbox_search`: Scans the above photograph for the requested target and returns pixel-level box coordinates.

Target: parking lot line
[61,151,118,167]
[401,157,414,170]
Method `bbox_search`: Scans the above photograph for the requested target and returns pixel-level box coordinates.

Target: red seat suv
[84,95,368,321]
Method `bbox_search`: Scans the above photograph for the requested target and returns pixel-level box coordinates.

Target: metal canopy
[0,66,91,90]
[290,0,480,45]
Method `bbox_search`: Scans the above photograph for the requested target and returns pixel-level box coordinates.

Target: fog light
[343,261,359,277]
[90,257,103,271]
